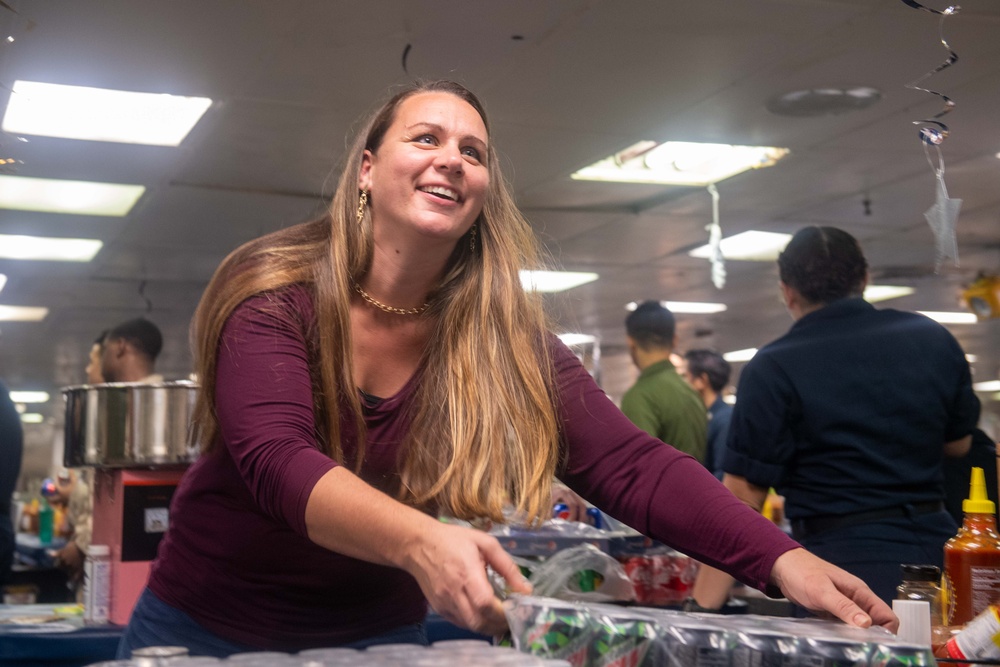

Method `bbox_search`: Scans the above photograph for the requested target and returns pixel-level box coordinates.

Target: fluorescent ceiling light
[520,270,598,293]
[966,354,978,363]
[723,348,758,362]
[863,285,915,303]
[722,394,736,405]
[0,175,144,216]
[625,300,727,314]
[973,381,1000,392]
[918,311,979,324]
[689,230,792,262]
[558,333,598,346]
[0,234,102,261]
[0,273,5,295]
[9,390,49,403]
[19,413,43,424]
[572,140,789,186]
[3,80,212,146]
[0,305,48,321]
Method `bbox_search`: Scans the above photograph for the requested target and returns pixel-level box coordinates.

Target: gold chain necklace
[352,280,429,316]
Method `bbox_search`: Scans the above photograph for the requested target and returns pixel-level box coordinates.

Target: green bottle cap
[963,467,996,514]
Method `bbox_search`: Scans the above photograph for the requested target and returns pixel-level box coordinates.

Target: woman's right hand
[400,520,532,636]
[306,468,531,635]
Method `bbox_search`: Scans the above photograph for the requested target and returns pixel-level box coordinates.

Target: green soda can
[512,598,595,667]
[797,636,871,667]
[868,642,936,667]
[589,607,662,667]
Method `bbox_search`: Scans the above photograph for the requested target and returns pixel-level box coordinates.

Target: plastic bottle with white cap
[82,544,111,626]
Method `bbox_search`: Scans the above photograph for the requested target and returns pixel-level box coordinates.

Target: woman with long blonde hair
[119,81,894,657]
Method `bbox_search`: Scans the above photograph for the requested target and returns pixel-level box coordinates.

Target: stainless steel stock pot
[62,381,199,468]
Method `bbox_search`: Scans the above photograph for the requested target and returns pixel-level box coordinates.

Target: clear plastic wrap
[527,544,636,603]
[505,595,937,667]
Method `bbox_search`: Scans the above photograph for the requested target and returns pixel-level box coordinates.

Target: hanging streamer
[706,184,725,290]
[901,0,961,269]
[902,1,959,145]
[924,155,962,270]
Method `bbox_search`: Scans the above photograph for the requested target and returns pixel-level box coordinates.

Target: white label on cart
[144,507,169,533]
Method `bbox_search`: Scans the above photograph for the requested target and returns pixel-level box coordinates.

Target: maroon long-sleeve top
[148,284,797,650]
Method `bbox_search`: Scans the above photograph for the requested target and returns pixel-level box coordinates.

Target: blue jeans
[117,588,428,658]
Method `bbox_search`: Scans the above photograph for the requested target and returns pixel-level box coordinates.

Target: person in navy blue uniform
[691,225,980,608]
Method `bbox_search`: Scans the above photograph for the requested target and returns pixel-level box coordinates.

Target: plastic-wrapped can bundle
[869,642,936,666]
[660,617,733,667]
[506,596,597,666]
[796,636,872,667]
[587,604,661,667]
[729,627,798,667]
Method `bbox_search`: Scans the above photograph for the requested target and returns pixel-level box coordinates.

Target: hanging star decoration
[924,167,961,270]
[706,183,726,289]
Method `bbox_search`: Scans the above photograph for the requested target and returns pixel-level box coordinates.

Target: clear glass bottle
[898,563,943,626]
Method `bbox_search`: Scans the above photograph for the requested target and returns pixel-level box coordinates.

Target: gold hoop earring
[356,190,369,225]
[469,223,477,254]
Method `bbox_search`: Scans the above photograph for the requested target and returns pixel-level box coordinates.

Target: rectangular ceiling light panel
[917,311,979,324]
[3,80,212,146]
[689,230,792,262]
[0,305,48,321]
[0,175,144,216]
[626,300,727,314]
[572,140,789,186]
[520,270,599,293]
[0,234,102,261]
[863,285,915,303]
[9,390,49,403]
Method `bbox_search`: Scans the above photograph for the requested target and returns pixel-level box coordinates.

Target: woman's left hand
[770,548,898,632]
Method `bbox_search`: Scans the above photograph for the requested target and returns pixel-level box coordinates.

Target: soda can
[588,606,662,667]
[508,597,595,666]
[869,642,935,666]
[797,636,871,667]
[662,618,733,667]
[620,556,651,604]
[553,503,571,520]
[729,628,798,667]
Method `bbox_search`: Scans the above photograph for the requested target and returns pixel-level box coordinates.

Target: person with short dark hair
[85,330,108,384]
[100,318,163,383]
[621,301,707,462]
[692,225,981,608]
[682,349,732,479]
[0,380,23,586]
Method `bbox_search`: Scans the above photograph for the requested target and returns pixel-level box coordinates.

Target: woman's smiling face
[359,91,490,248]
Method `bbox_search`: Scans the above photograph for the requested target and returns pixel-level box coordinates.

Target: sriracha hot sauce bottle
[943,466,1000,626]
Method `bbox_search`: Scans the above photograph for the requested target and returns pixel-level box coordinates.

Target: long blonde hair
[191,81,560,523]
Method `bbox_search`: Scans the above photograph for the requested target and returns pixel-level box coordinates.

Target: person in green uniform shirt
[620,300,707,461]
